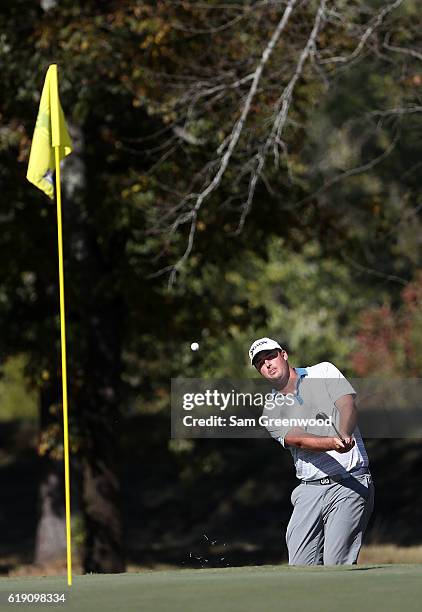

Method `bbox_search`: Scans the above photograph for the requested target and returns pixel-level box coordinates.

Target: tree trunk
[79,305,126,573]
[34,460,67,565]
[81,423,125,573]
[62,123,126,573]
[34,377,66,565]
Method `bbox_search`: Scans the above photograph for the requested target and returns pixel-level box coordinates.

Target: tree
[1,0,421,572]
[353,271,422,376]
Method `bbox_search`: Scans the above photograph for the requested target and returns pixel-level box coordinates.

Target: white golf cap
[249,337,282,365]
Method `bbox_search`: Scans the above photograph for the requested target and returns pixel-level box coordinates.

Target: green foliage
[175,238,377,382]
[0,0,421,571]
[0,355,38,421]
[0,0,420,405]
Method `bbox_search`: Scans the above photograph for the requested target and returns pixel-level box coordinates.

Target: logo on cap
[248,337,282,364]
[249,339,269,359]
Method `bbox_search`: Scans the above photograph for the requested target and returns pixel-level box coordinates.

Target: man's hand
[331,436,355,453]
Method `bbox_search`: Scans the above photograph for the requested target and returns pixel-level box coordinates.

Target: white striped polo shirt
[263,362,369,481]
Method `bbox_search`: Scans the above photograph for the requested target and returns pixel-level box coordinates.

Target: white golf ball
[190,342,199,351]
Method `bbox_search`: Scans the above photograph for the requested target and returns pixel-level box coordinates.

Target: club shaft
[317,412,345,443]
[331,423,345,443]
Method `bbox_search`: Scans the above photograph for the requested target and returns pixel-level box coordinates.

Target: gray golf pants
[286,473,374,565]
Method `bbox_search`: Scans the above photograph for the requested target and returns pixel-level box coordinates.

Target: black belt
[301,468,370,486]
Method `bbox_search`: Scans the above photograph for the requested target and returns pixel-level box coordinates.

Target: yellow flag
[26,64,72,199]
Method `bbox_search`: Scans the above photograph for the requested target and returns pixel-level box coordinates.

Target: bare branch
[164,0,273,10]
[340,253,408,286]
[184,74,255,108]
[152,0,413,286]
[319,0,404,66]
[170,8,250,35]
[292,128,401,209]
[368,106,422,118]
[173,126,206,146]
[383,32,422,62]
[236,0,327,233]
[164,0,298,285]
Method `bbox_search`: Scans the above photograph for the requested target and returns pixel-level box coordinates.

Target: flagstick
[54,147,73,587]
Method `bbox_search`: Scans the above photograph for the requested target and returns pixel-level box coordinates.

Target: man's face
[254,349,290,385]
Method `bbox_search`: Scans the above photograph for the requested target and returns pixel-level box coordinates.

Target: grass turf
[1,565,422,612]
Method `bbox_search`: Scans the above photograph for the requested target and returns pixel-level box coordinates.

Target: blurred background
[0,0,421,575]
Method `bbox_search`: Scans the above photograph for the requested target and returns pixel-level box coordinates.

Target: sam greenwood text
[182,415,333,427]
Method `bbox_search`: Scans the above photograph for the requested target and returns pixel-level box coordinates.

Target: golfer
[249,337,374,565]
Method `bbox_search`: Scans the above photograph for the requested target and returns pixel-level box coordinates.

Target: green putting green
[1,565,422,612]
